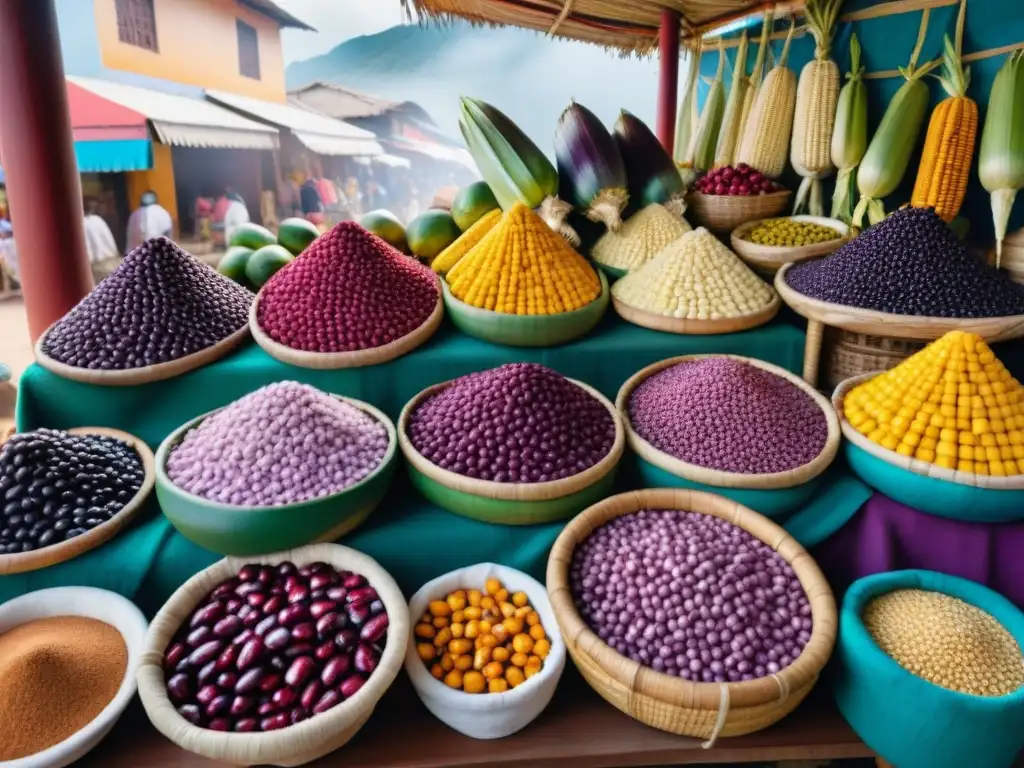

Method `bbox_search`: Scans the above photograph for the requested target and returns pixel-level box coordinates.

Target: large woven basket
[685,191,791,234]
[137,544,408,766]
[992,227,1024,286]
[547,488,837,742]
[824,330,924,391]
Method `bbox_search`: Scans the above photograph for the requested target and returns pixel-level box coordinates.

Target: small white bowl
[0,587,149,768]
[404,563,566,739]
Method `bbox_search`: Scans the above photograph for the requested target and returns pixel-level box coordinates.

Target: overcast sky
[277,0,412,63]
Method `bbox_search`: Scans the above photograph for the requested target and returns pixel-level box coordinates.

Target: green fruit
[360,210,408,253]
[245,244,294,289]
[277,217,320,255]
[451,181,499,231]
[216,246,254,287]
[406,210,461,261]
[229,222,276,250]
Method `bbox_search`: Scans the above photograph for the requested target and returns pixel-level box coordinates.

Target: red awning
[66,81,148,143]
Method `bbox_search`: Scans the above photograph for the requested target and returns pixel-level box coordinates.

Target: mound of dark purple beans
[43,237,253,369]
[0,429,145,554]
[571,510,812,683]
[406,363,616,483]
[164,561,388,732]
[784,207,1024,318]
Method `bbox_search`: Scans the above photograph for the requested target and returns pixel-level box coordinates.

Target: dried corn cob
[980,51,1024,266]
[736,12,773,160]
[714,33,750,169]
[674,39,703,165]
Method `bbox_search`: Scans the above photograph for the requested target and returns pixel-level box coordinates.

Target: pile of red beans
[163,561,388,732]
[256,222,439,353]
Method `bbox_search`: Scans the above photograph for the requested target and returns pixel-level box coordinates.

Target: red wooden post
[656,8,681,156]
[0,0,92,342]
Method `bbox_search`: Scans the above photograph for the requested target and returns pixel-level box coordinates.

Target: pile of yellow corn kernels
[864,588,1024,697]
[415,577,551,694]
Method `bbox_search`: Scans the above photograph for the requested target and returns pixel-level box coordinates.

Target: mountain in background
[285,20,661,151]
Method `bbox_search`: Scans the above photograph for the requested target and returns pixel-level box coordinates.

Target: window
[115,0,158,52]
[237,20,260,80]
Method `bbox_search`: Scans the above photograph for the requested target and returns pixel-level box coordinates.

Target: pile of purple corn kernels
[784,208,1024,318]
[257,222,438,353]
[628,358,827,474]
[406,363,616,483]
[166,382,389,507]
[43,237,253,370]
[164,561,388,732]
[571,509,812,682]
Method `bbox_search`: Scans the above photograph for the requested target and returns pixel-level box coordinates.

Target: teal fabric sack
[833,570,1024,768]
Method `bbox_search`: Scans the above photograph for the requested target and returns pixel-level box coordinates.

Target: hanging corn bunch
[790,0,844,216]
[674,38,703,166]
[737,18,798,179]
[714,33,750,169]
[911,0,976,223]
[691,39,728,172]
[736,12,773,156]
[853,9,941,227]
[979,50,1024,266]
[830,34,868,224]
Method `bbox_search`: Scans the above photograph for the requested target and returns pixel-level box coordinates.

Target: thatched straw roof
[402,0,805,52]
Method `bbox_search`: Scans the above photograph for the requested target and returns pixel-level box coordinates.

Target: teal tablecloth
[4,316,872,613]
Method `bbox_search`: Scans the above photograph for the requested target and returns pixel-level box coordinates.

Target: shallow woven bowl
[616,355,840,518]
[0,427,155,575]
[731,216,851,274]
[398,378,624,525]
[249,275,444,369]
[611,292,780,336]
[404,563,567,739]
[547,488,837,739]
[441,270,609,348]
[685,190,792,234]
[833,374,1024,522]
[136,544,408,767]
[0,587,148,768]
[833,570,1024,768]
[155,397,398,554]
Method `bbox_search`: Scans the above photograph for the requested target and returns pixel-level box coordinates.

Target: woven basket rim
[154,395,398,513]
[615,354,840,489]
[136,544,408,765]
[398,377,624,501]
[0,427,155,575]
[687,190,793,205]
[775,263,1024,343]
[611,293,780,336]
[546,488,837,711]
[35,321,251,387]
[249,275,444,370]
[834,373,1024,490]
[731,216,850,272]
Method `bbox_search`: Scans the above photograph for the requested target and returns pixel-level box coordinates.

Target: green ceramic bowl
[441,270,609,347]
[593,262,628,281]
[155,396,398,555]
[398,377,625,525]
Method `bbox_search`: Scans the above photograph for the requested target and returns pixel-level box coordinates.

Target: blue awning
[74,139,152,173]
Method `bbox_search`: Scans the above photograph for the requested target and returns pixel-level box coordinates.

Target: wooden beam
[657,8,681,155]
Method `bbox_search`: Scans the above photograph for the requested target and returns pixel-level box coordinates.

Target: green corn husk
[691,39,728,172]
[614,109,688,217]
[674,38,703,165]
[830,33,868,224]
[853,10,940,227]
[979,50,1024,267]
[714,33,751,169]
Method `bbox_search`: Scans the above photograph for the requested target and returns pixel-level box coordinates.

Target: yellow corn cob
[736,12,773,158]
[737,19,798,179]
[911,0,976,223]
[713,32,750,169]
[432,209,502,275]
[790,0,843,216]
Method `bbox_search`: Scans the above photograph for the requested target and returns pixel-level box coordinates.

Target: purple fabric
[812,493,1024,611]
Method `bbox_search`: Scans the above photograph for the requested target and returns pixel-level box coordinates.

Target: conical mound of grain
[446,202,601,315]
[612,228,775,320]
[591,203,691,272]
[844,330,1024,476]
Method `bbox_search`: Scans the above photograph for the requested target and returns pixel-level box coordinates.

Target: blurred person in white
[126,190,173,252]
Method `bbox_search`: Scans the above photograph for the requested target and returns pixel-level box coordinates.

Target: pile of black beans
[0,429,146,554]
[43,237,254,370]
[785,208,1024,318]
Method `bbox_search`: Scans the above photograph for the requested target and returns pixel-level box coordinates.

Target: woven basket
[824,330,924,392]
[731,216,851,274]
[685,191,792,234]
[137,544,408,767]
[547,488,837,741]
[992,227,1024,285]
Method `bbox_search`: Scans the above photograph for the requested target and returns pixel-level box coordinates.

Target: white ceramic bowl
[0,587,149,768]
[404,563,566,739]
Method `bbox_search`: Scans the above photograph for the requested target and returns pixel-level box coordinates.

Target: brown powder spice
[0,616,127,760]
